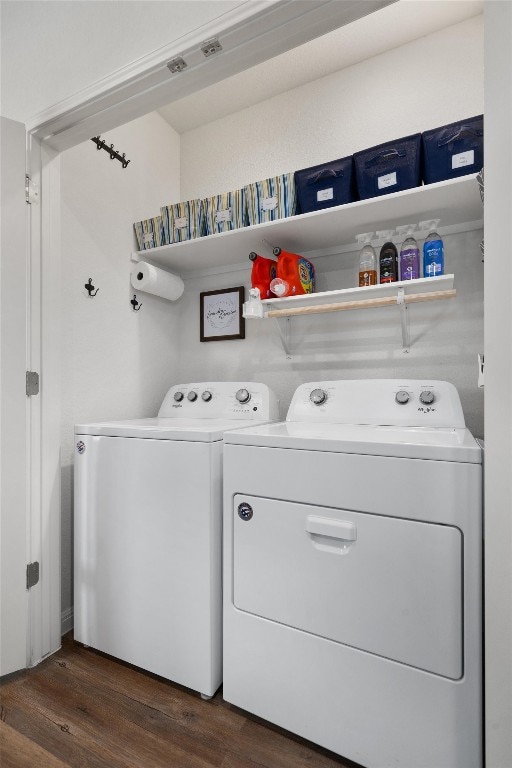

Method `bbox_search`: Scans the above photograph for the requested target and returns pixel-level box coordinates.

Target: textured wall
[60,112,182,624]
[180,16,484,198]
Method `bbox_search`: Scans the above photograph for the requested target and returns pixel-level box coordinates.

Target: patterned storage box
[354,134,422,200]
[294,156,356,213]
[204,189,247,236]
[133,215,165,250]
[160,199,205,244]
[422,115,483,185]
[244,173,297,226]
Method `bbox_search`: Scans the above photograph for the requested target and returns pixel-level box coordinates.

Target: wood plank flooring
[0,634,359,768]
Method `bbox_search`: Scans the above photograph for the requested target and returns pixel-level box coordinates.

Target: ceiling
[158,0,483,135]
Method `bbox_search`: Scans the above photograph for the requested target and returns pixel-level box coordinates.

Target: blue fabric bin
[422,115,483,184]
[354,134,422,200]
[294,156,356,213]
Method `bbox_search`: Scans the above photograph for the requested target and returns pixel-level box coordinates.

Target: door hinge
[26,371,40,396]
[25,174,39,205]
[26,561,40,590]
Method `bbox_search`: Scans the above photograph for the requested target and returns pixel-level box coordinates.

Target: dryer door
[233,495,462,679]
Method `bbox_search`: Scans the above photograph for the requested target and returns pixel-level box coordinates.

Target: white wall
[484,3,512,766]
[180,16,483,198]
[175,16,484,436]
[60,111,182,627]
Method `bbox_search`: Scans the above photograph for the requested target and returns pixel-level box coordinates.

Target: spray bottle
[420,219,444,277]
[356,233,377,287]
[397,224,420,281]
[376,230,398,284]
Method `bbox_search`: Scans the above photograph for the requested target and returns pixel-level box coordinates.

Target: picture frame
[200,286,245,342]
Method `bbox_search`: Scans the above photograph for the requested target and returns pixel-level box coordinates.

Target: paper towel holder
[131,294,142,311]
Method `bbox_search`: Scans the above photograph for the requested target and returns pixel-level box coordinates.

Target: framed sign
[200,286,245,342]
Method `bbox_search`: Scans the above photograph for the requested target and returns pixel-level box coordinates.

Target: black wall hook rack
[91,136,130,168]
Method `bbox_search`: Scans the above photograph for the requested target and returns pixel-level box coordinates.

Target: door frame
[25,1,511,765]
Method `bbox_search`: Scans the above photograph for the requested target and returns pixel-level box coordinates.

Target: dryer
[222,379,482,768]
[74,381,278,699]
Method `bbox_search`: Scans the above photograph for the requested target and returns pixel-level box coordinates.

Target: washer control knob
[201,390,212,402]
[310,388,328,406]
[420,390,435,405]
[187,391,198,402]
[174,391,184,402]
[395,390,410,405]
[236,388,251,404]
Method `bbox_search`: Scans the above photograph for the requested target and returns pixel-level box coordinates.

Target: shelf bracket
[397,287,410,353]
[275,316,292,358]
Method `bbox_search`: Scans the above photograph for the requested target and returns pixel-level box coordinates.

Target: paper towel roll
[131,261,184,301]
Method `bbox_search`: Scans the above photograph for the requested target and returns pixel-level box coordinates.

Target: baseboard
[61,607,74,636]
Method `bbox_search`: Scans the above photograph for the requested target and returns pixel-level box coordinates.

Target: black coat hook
[131,294,142,311]
[91,136,130,168]
[85,278,99,297]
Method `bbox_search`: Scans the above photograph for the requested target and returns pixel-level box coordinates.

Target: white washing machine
[222,379,482,768]
[74,381,278,699]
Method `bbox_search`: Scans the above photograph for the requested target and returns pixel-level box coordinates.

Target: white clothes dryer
[222,379,482,767]
[74,381,278,699]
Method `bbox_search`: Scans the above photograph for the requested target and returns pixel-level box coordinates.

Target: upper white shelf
[133,174,482,277]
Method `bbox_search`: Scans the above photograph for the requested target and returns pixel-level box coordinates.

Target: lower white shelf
[244,275,456,355]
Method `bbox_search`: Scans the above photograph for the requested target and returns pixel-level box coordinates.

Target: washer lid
[75,417,272,442]
[223,421,482,462]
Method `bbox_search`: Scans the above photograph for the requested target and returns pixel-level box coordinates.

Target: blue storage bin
[354,134,422,200]
[422,115,483,184]
[294,156,356,213]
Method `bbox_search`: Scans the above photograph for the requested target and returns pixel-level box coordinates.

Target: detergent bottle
[397,224,420,281]
[249,252,277,299]
[270,247,315,297]
[420,219,444,277]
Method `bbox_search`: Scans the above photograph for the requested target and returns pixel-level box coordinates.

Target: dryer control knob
[236,388,251,404]
[174,391,184,402]
[420,390,435,405]
[310,388,327,406]
[395,390,410,405]
[187,391,198,402]
[202,390,212,402]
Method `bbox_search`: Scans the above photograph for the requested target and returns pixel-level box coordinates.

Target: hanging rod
[91,136,130,168]
[265,289,456,318]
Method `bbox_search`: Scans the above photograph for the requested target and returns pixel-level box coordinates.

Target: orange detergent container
[270,247,316,297]
[249,252,277,299]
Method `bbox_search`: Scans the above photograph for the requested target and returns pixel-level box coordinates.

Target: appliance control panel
[287,380,466,428]
[158,382,280,420]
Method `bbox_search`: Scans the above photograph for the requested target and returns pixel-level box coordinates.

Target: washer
[74,381,278,699]
[223,379,482,768]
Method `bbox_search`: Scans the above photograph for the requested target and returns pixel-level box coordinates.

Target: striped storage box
[204,189,247,236]
[133,215,165,251]
[244,173,297,226]
[160,199,205,244]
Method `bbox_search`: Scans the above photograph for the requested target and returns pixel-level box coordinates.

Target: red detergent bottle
[249,252,277,299]
[271,247,315,297]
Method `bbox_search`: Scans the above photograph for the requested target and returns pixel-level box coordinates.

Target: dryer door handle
[306,516,357,541]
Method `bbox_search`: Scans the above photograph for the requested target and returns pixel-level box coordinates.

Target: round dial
[236,388,251,404]
[187,391,197,402]
[201,390,212,402]
[174,391,184,402]
[395,390,410,405]
[419,390,435,405]
[310,388,328,406]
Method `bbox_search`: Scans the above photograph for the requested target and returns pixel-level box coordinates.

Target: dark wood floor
[0,634,358,768]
